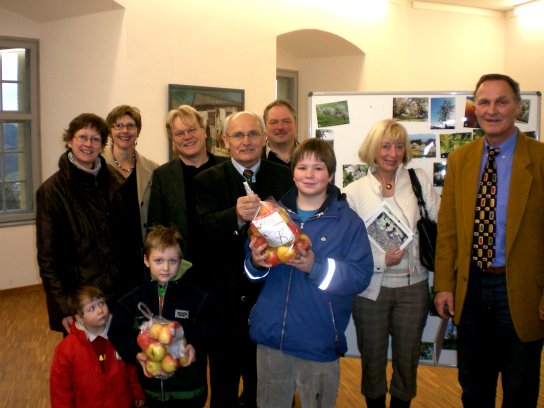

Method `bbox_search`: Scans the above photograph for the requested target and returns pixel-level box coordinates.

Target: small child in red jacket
[50,286,145,407]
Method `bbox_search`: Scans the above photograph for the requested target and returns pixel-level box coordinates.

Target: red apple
[144,341,166,361]
[168,321,181,330]
[295,233,312,251]
[158,326,173,345]
[137,331,154,350]
[250,223,261,237]
[265,247,280,267]
[254,235,267,248]
[277,244,297,263]
[161,353,180,372]
[149,322,163,340]
[145,360,163,376]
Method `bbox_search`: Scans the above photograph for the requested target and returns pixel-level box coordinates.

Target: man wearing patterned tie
[434,74,544,407]
[194,111,293,408]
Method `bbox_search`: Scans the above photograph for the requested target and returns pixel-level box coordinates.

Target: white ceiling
[0,0,122,23]
[0,0,536,22]
[425,0,533,11]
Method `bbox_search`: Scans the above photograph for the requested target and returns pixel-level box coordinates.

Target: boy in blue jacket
[245,138,373,407]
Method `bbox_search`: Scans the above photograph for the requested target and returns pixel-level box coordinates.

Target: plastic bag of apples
[136,302,188,380]
[249,197,311,266]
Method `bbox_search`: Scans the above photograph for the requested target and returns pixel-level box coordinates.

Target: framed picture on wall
[168,84,245,157]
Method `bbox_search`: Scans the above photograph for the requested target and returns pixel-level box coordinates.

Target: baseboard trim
[0,284,42,295]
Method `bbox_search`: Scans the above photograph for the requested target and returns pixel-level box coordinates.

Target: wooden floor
[1,285,542,407]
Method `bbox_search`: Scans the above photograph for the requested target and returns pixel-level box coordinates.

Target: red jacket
[50,320,145,407]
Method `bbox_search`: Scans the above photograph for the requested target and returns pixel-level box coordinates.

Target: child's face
[77,297,109,331]
[293,154,333,198]
[144,246,182,283]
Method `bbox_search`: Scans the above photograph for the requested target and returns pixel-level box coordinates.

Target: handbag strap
[408,168,429,219]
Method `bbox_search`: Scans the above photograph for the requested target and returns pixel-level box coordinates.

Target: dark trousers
[209,298,257,408]
[458,266,543,408]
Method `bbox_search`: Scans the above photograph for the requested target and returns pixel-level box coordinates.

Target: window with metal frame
[0,37,40,225]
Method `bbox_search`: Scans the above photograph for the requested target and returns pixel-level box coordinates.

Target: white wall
[1,0,543,289]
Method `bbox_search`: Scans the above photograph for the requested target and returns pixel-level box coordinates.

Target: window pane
[277,76,294,101]
[3,122,24,151]
[1,50,19,80]
[1,48,28,113]
[0,38,39,223]
[0,121,31,214]
[2,83,19,111]
[1,181,22,210]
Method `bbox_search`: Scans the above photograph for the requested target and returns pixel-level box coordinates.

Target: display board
[308,90,541,367]
[308,91,541,197]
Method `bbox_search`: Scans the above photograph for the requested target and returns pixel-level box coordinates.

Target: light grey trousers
[256,344,340,408]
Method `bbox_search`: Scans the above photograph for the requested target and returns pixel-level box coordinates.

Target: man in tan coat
[434,73,544,407]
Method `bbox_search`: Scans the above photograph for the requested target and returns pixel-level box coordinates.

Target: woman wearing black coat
[36,113,142,333]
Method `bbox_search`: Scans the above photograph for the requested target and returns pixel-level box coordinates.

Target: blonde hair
[358,119,412,166]
[165,105,205,138]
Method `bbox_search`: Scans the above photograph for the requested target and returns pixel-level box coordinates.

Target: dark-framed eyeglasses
[112,123,137,131]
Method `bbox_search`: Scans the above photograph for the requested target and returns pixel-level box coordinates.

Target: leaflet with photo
[365,202,413,253]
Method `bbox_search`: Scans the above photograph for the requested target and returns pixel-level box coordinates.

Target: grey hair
[223,111,265,136]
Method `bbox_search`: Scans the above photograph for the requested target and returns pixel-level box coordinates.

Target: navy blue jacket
[244,185,373,362]
[109,272,219,401]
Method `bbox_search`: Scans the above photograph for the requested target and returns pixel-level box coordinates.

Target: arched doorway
[276,29,365,138]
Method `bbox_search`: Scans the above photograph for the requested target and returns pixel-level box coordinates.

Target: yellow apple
[149,322,164,340]
[145,360,163,376]
[158,326,173,345]
[161,353,180,372]
[144,341,166,362]
[277,244,297,263]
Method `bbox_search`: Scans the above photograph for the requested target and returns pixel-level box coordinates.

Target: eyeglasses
[228,130,262,141]
[112,123,137,131]
[74,135,102,145]
[173,128,198,138]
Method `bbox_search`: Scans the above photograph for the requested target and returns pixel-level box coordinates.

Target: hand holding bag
[408,169,437,271]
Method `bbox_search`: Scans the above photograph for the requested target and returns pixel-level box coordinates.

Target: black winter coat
[108,275,219,402]
[36,152,143,332]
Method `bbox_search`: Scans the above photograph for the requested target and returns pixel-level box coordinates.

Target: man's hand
[434,291,455,320]
[236,195,261,223]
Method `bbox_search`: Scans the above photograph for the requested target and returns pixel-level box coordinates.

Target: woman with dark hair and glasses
[36,113,142,335]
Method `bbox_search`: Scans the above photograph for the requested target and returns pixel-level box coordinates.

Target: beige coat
[435,131,544,342]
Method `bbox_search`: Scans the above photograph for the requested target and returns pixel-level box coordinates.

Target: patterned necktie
[471,147,500,270]
[243,169,254,189]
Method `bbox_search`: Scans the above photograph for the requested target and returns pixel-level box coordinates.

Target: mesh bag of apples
[136,302,188,379]
[249,198,311,266]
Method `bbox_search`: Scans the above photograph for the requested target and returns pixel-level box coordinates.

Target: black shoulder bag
[408,168,437,271]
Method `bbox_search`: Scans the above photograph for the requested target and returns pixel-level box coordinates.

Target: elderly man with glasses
[194,111,294,408]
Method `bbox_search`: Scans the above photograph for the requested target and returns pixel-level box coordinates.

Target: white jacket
[343,164,441,300]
